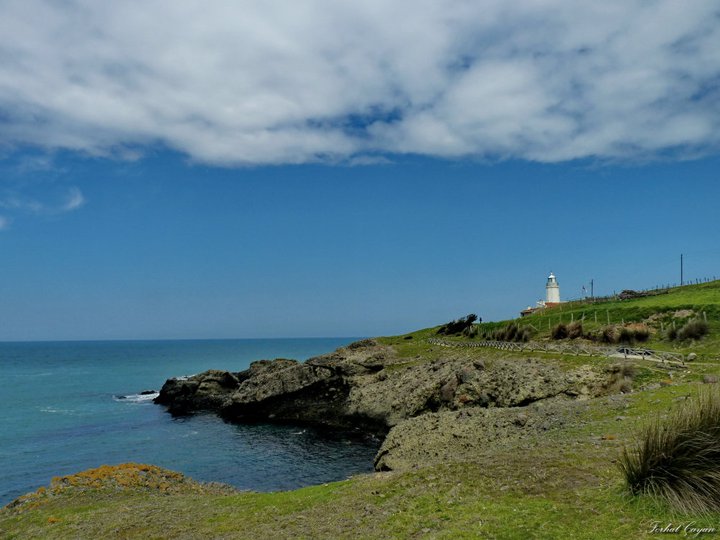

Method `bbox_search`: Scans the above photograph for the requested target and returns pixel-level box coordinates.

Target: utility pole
[590,279,594,299]
[681,254,684,286]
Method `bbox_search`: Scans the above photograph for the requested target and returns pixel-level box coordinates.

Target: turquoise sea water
[0,338,381,505]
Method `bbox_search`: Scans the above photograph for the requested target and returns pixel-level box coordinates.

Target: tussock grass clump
[485,322,532,342]
[567,321,584,339]
[618,327,635,344]
[677,319,710,341]
[462,324,478,338]
[665,319,709,342]
[599,325,619,344]
[620,388,720,513]
[632,325,650,342]
[516,327,532,342]
[499,322,518,341]
[551,323,568,340]
[604,324,651,344]
[605,363,637,394]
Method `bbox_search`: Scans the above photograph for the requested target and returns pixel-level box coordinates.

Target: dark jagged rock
[154,369,240,415]
[153,339,628,472]
[155,339,608,443]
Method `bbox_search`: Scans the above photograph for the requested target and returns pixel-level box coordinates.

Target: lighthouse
[546,272,561,304]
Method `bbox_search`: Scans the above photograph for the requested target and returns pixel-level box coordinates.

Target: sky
[0,1,719,341]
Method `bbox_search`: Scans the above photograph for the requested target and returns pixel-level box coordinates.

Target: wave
[113,391,159,403]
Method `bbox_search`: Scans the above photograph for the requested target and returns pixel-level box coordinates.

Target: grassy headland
[3,281,720,539]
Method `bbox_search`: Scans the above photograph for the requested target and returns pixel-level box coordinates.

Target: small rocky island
[155,338,614,470]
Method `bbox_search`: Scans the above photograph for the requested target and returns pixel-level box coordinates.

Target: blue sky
[0,1,719,340]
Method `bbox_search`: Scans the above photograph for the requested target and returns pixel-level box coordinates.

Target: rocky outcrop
[154,369,241,415]
[374,398,588,471]
[155,340,608,440]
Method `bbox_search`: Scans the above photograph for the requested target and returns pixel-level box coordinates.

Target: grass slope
[386,280,720,358]
[3,281,720,539]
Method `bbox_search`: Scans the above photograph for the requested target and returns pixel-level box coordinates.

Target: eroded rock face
[156,340,607,439]
[154,340,623,471]
[154,370,240,415]
[374,399,588,471]
[341,357,603,428]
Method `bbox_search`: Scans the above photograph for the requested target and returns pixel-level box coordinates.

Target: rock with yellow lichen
[5,463,236,515]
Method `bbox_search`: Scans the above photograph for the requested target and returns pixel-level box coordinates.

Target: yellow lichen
[4,463,234,515]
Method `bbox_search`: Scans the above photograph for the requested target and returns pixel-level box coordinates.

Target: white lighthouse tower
[545,272,561,304]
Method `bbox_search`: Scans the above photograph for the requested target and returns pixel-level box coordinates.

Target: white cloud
[0,187,85,223]
[0,0,718,165]
[61,187,85,212]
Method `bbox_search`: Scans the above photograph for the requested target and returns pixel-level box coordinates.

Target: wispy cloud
[0,1,718,165]
[0,186,86,230]
[61,187,85,212]
[0,195,43,213]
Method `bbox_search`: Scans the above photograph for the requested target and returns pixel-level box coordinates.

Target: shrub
[551,323,568,340]
[677,319,709,341]
[620,387,720,513]
[666,326,678,341]
[437,314,479,335]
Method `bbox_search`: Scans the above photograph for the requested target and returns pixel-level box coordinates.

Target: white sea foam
[114,392,159,403]
[39,406,74,415]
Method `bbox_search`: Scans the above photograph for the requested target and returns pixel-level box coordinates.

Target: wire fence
[563,275,719,306]
[426,337,687,368]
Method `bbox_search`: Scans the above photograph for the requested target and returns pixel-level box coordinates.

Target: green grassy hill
[3,281,720,539]
[386,280,720,357]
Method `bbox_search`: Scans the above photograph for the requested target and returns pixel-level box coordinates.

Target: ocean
[0,338,381,506]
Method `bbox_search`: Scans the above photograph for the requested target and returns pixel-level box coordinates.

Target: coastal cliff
[7,281,719,539]
[155,338,610,469]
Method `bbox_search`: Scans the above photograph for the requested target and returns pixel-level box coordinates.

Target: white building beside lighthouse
[546,272,561,304]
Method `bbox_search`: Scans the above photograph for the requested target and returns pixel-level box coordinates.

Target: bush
[551,323,568,340]
[437,314,479,335]
[620,387,720,513]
